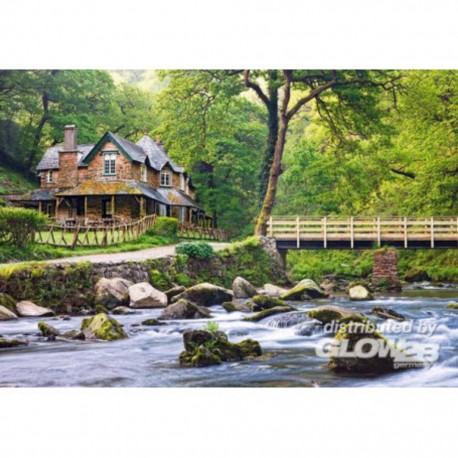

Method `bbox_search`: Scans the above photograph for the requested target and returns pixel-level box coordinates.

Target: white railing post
[323,216,327,249]
[430,217,435,248]
[377,217,381,247]
[404,216,408,248]
[269,216,273,237]
[296,217,300,248]
[350,216,354,249]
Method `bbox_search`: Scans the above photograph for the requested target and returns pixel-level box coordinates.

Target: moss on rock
[243,306,295,322]
[307,305,365,325]
[0,338,28,348]
[280,279,328,301]
[38,321,60,338]
[249,294,287,311]
[0,293,17,313]
[81,313,128,341]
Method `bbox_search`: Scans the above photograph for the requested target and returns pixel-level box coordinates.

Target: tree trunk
[27,91,49,170]
[255,115,288,235]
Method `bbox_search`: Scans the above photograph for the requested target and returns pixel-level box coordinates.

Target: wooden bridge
[267,216,458,250]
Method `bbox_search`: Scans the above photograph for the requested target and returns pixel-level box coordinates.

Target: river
[0,286,457,387]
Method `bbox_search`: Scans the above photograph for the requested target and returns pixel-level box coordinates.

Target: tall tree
[243,70,400,235]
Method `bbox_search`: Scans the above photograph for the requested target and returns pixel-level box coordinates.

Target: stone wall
[372,249,400,289]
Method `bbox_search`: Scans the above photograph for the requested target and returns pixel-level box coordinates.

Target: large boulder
[280,279,328,301]
[326,322,413,374]
[249,295,287,311]
[61,329,85,340]
[179,329,262,367]
[81,313,128,341]
[371,307,405,322]
[307,305,365,325]
[16,301,54,317]
[222,301,251,313]
[232,277,257,299]
[129,282,167,309]
[158,299,211,320]
[263,284,288,297]
[164,286,186,302]
[404,268,431,283]
[171,283,233,307]
[95,277,133,309]
[0,338,28,348]
[0,293,17,314]
[38,321,60,339]
[244,306,295,323]
[348,283,374,301]
[0,305,18,321]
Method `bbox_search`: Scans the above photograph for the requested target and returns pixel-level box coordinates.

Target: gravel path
[43,242,231,265]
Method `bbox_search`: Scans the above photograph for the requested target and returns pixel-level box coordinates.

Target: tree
[243,70,400,235]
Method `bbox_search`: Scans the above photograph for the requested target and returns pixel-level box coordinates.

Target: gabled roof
[80,132,146,165]
[136,135,184,172]
[156,187,201,209]
[37,144,94,171]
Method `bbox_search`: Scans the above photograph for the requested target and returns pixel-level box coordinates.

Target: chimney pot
[64,125,77,151]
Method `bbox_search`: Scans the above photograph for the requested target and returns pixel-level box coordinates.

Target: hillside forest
[0,70,457,238]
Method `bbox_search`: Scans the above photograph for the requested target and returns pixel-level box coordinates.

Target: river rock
[16,301,54,317]
[326,322,408,374]
[0,305,18,321]
[95,277,133,309]
[179,329,262,367]
[0,338,28,348]
[249,295,287,311]
[371,307,406,321]
[446,302,458,310]
[307,305,365,325]
[129,282,167,309]
[0,293,17,314]
[61,329,85,340]
[38,321,60,338]
[81,313,128,341]
[348,283,374,301]
[267,311,311,328]
[404,268,431,283]
[232,277,257,299]
[141,318,164,326]
[263,284,288,297]
[222,301,251,313]
[158,299,211,320]
[111,306,136,315]
[280,279,328,301]
[171,283,233,307]
[244,306,295,322]
[165,286,186,301]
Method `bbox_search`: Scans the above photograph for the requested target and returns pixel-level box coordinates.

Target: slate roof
[136,135,184,172]
[156,187,201,209]
[36,145,94,171]
[19,188,59,201]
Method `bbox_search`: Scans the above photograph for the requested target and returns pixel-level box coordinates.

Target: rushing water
[0,287,457,387]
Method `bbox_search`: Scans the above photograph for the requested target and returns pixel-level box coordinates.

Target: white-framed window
[103,152,117,176]
[141,164,147,182]
[158,204,167,216]
[179,174,185,191]
[179,207,186,222]
[46,170,53,183]
[160,171,171,187]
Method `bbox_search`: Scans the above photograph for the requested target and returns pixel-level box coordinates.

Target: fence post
[350,216,354,249]
[404,216,408,248]
[377,217,381,247]
[296,217,300,248]
[323,216,327,249]
[430,217,435,248]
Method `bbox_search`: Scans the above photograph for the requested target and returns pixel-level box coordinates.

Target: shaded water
[0,288,457,387]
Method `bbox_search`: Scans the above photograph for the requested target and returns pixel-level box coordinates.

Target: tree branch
[243,70,270,106]
[388,167,416,179]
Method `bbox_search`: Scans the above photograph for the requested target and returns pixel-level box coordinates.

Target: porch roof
[18,188,59,202]
[55,180,169,205]
[156,187,202,209]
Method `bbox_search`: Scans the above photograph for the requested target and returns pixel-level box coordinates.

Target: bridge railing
[267,216,458,248]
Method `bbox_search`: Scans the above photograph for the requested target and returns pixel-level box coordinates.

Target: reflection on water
[0,288,457,387]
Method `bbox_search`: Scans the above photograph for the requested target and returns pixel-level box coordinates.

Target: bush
[176,241,214,260]
[0,207,48,248]
[147,216,179,237]
[0,198,6,207]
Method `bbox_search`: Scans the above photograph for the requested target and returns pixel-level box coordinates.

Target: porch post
[111,195,115,218]
[38,201,42,213]
[84,196,88,218]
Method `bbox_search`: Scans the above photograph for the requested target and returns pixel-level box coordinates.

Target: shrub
[0,198,6,207]
[147,216,179,237]
[0,207,48,248]
[176,241,214,260]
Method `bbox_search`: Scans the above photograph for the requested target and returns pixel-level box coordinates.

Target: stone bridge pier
[372,249,401,289]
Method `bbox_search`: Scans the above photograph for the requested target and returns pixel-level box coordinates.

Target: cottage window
[46,170,53,183]
[103,152,117,176]
[160,171,171,187]
[179,174,185,191]
[141,164,147,182]
[159,204,167,216]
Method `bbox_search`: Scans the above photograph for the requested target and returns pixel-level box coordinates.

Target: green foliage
[205,321,219,333]
[176,241,214,260]
[147,217,179,237]
[0,207,48,248]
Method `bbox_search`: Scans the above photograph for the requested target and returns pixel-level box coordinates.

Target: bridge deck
[268,216,458,250]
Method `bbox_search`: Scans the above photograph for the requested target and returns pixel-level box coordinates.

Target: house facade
[19,125,208,225]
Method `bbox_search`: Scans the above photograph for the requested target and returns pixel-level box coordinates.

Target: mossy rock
[179,346,222,367]
[61,329,85,340]
[158,299,211,320]
[0,338,28,348]
[280,279,328,301]
[348,284,374,301]
[404,268,431,283]
[141,318,164,326]
[243,306,295,323]
[95,304,109,314]
[371,307,406,321]
[249,295,287,311]
[172,283,233,307]
[307,305,365,325]
[0,293,17,314]
[38,321,60,338]
[164,286,186,301]
[81,313,128,341]
[238,339,262,359]
[0,305,18,321]
[446,302,458,310]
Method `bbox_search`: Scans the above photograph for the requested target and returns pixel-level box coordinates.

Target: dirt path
[41,242,231,265]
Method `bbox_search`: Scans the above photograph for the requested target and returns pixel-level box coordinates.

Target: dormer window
[46,170,54,184]
[141,164,147,182]
[160,171,171,187]
[179,174,185,191]
[103,152,117,176]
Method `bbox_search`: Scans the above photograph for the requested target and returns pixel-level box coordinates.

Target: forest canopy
[0,69,456,237]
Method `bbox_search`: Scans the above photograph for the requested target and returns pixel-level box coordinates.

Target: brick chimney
[58,125,79,188]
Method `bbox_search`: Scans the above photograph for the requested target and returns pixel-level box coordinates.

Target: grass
[0,164,35,195]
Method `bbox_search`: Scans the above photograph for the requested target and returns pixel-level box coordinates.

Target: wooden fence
[179,223,229,242]
[35,214,157,248]
[267,216,458,249]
